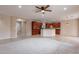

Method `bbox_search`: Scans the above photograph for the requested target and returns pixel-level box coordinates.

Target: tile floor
[0,36,79,54]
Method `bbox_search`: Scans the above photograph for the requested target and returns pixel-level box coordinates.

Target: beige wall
[0,15,11,40]
[0,14,79,39]
[10,16,17,38]
[78,19,79,36]
[61,19,79,37]
[0,15,32,40]
[25,20,32,37]
[0,15,18,40]
[16,20,32,38]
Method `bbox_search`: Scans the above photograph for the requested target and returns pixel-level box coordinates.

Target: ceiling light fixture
[18,5,22,8]
[64,7,67,11]
[17,19,22,21]
[41,10,45,14]
[35,5,52,14]
[41,10,45,13]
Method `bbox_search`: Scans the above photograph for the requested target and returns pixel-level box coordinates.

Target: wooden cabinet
[53,23,60,28]
[32,21,42,35]
[46,22,61,35]
[32,21,61,35]
[55,29,60,35]
[46,22,60,28]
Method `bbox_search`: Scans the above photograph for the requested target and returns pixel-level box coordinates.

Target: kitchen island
[41,29,55,37]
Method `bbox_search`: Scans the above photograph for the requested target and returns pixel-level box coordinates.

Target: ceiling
[0,5,79,22]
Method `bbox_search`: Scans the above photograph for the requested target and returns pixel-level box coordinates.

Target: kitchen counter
[41,29,55,37]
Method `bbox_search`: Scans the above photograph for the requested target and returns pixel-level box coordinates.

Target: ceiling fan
[35,5,52,14]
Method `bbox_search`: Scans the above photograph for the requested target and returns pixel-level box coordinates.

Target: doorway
[16,20,26,39]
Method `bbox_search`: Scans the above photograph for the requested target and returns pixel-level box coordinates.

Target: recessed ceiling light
[64,7,67,11]
[18,5,22,8]
[17,19,22,21]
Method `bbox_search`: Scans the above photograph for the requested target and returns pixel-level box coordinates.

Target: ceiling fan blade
[44,5,50,9]
[35,6,41,9]
[45,10,52,12]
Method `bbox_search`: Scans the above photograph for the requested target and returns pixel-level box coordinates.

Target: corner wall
[61,19,79,37]
[0,15,11,40]
[10,16,17,38]
[26,20,32,37]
